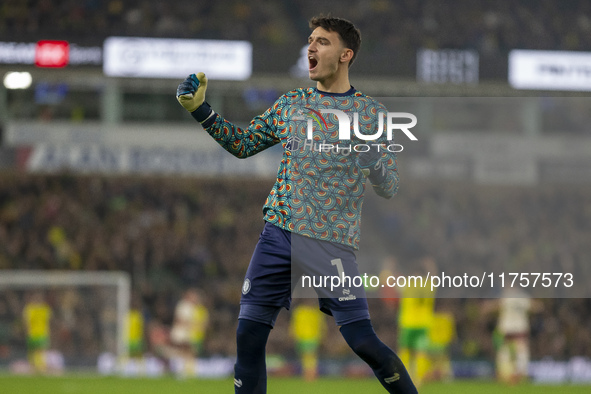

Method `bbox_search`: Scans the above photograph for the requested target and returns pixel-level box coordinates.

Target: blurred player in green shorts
[190,291,209,357]
[127,295,145,358]
[398,300,432,387]
[23,291,52,373]
[397,256,436,388]
[290,300,326,381]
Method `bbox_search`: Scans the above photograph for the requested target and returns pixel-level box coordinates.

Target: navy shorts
[240,221,369,317]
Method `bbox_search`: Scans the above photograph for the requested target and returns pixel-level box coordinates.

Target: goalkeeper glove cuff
[190,101,216,126]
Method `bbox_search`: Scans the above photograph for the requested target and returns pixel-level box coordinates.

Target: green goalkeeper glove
[357,148,387,184]
[176,72,207,112]
[176,72,214,123]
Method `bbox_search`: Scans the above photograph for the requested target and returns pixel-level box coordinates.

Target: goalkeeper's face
[307,27,350,83]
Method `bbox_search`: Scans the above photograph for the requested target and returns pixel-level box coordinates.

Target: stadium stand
[1,0,591,77]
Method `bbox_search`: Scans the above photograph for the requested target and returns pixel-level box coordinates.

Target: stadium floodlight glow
[3,71,32,89]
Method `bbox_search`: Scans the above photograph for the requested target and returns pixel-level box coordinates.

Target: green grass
[0,375,588,393]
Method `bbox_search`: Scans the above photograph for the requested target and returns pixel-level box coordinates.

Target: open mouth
[309,56,318,70]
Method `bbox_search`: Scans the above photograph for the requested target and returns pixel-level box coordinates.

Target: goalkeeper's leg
[340,319,418,394]
[234,304,282,394]
[233,222,291,393]
[234,318,271,394]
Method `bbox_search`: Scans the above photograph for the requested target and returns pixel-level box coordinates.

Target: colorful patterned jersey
[203,87,399,249]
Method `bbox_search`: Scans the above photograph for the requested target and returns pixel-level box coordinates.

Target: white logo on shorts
[338,288,357,301]
[242,278,251,295]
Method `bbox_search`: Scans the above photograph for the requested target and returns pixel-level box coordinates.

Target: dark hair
[309,15,361,67]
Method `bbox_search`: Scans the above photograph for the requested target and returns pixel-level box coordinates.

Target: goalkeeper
[177,15,416,394]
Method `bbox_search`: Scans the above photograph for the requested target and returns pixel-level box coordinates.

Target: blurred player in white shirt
[170,288,209,377]
[495,288,542,384]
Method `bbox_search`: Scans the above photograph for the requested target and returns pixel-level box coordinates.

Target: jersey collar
[314,86,356,97]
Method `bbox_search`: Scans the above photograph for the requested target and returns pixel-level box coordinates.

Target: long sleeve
[202,96,287,158]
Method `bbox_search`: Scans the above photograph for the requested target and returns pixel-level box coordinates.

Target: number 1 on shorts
[331,258,344,278]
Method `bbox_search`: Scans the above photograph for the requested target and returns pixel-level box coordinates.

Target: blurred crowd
[0,0,296,47]
[2,0,590,51]
[372,181,591,290]
[0,172,268,361]
[300,0,591,54]
[0,171,590,365]
[1,0,590,71]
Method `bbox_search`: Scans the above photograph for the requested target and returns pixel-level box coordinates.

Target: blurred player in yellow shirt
[191,293,209,357]
[398,295,434,387]
[23,291,52,373]
[427,308,456,382]
[290,300,326,381]
[127,295,145,359]
[397,256,436,388]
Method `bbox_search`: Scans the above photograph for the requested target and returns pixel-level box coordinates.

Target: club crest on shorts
[242,278,251,295]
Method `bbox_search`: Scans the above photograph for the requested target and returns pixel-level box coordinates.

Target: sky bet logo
[289,107,418,154]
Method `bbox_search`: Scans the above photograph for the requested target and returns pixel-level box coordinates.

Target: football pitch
[0,375,588,394]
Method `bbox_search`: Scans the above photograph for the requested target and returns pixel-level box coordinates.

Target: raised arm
[176,73,281,158]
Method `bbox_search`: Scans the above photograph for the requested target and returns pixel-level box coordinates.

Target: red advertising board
[35,40,69,67]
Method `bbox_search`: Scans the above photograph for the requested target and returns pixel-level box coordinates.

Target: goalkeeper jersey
[203,87,399,249]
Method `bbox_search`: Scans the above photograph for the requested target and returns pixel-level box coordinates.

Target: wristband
[190,101,214,123]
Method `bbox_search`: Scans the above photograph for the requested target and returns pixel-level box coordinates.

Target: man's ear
[340,48,354,65]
